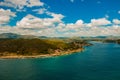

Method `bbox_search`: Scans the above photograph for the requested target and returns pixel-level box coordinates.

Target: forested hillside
[0,39,89,56]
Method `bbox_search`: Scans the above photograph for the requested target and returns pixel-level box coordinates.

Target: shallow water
[0,42,120,80]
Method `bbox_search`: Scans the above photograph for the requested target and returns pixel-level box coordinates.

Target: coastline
[0,48,84,59]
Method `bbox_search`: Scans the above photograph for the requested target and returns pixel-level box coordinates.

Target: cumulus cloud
[0,8,120,37]
[118,10,120,14]
[60,25,120,37]
[75,20,84,26]
[0,26,40,35]
[27,0,44,7]
[70,0,74,3]
[113,19,120,24]
[90,18,111,26]
[0,0,120,37]
[0,0,44,10]
[61,20,84,31]
[0,8,16,25]
[1,16,120,37]
[17,14,44,29]
[46,12,65,22]
[17,12,64,30]
[33,8,47,14]
[55,18,120,37]
[105,14,109,18]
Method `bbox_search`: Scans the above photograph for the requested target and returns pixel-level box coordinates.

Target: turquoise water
[0,42,120,80]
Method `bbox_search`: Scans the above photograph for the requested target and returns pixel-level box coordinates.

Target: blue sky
[0,0,120,37]
[42,0,120,22]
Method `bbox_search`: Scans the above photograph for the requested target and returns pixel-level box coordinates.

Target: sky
[0,0,120,37]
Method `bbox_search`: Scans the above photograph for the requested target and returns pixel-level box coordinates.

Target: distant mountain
[92,36,107,38]
[91,36,120,39]
[38,36,48,39]
[0,33,21,39]
[20,35,38,39]
[0,33,36,39]
[0,33,48,39]
[79,36,120,40]
[0,33,120,39]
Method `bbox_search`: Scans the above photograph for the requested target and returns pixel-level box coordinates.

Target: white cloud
[1,15,120,37]
[118,11,120,14]
[0,26,40,35]
[33,8,47,14]
[90,18,111,26]
[70,0,74,3]
[46,12,64,23]
[0,7,120,37]
[75,20,84,26]
[54,18,120,37]
[63,26,120,37]
[1,17,120,37]
[113,19,120,24]
[105,14,109,18]
[62,20,84,31]
[0,8,16,25]
[17,13,64,30]
[17,14,45,29]
[0,0,44,11]
[27,0,44,7]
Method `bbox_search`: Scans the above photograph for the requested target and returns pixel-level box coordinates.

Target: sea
[0,41,120,80]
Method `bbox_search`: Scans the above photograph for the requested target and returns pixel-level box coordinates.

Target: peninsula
[0,38,92,59]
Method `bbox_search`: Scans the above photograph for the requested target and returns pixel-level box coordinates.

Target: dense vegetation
[117,39,120,44]
[103,39,120,44]
[0,39,89,56]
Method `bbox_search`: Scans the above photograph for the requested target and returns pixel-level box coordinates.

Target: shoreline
[0,48,84,59]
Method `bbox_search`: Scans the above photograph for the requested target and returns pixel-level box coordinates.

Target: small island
[0,38,92,59]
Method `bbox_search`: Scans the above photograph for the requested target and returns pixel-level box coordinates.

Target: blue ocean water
[0,42,120,80]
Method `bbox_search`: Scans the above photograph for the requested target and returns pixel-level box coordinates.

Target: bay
[0,42,120,80]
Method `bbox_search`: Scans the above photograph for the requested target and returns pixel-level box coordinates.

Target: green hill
[0,39,89,56]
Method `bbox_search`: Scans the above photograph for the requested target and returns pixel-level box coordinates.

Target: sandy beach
[0,48,83,59]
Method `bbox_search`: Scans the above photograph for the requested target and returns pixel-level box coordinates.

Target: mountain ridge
[0,33,120,39]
